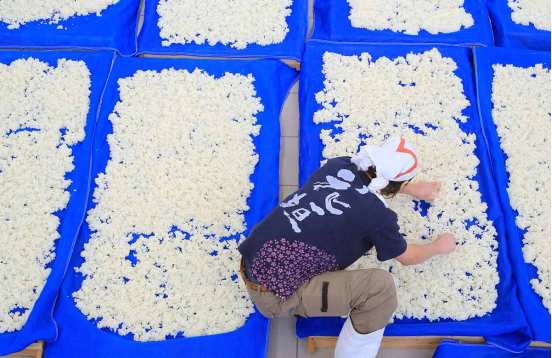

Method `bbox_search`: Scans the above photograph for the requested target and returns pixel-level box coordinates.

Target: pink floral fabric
[251,238,338,300]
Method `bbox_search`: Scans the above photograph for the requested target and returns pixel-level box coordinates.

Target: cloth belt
[239,257,271,293]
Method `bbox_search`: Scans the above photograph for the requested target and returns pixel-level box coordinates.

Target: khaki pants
[245,269,398,334]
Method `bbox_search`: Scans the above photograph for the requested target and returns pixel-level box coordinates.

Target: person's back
[239,156,406,300]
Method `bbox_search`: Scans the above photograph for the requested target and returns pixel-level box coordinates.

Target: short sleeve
[371,211,407,261]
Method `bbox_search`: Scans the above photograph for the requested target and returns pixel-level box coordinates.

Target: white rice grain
[0,58,90,332]
[315,49,499,321]
[74,68,263,341]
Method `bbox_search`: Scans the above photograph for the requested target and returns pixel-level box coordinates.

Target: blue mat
[433,340,551,357]
[0,0,140,56]
[311,0,493,46]
[137,0,307,60]
[296,40,531,352]
[487,0,551,51]
[0,50,115,356]
[473,47,551,343]
[44,56,298,358]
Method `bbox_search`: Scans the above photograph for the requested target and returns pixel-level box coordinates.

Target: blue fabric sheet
[0,0,140,56]
[44,56,298,358]
[473,47,551,343]
[296,40,531,352]
[487,0,551,51]
[433,340,551,357]
[311,0,494,46]
[0,50,115,356]
[137,0,308,61]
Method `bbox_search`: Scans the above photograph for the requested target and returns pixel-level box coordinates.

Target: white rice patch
[74,68,263,341]
[508,0,551,31]
[0,58,90,332]
[0,0,119,29]
[314,49,498,321]
[157,0,292,49]
[346,0,474,35]
[492,64,551,310]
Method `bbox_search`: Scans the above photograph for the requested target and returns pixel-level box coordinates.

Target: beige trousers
[245,269,398,334]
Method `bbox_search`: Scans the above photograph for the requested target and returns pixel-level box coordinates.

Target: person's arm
[400,181,441,201]
[395,233,456,266]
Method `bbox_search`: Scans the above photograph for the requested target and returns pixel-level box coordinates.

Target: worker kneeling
[238,137,457,358]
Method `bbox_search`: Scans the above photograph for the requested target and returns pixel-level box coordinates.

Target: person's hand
[403,181,441,201]
[432,233,456,255]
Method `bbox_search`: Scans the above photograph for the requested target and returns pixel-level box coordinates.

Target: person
[238,137,457,358]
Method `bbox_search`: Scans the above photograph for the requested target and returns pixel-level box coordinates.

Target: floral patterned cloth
[251,238,338,299]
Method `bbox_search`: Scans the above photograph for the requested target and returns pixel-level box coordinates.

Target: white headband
[351,137,418,206]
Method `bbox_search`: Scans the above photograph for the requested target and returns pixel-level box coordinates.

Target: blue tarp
[311,0,493,46]
[0,50,115,356]
[433,340,551,357]
[0,0,140,56]
[296,40,531,352]
[137,0,308,61]
[473,46,551,343]
[44,56,298,358]
[487,0,551,51]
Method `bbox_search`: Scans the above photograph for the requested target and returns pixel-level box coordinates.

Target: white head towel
[351,137,418,206]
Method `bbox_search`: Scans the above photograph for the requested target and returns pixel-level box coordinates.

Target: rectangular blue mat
[0,50,115,356]
[44,56,298,358]
[296,40,531,352]
[311,0,493,46]
[473,46,551,343]
[137,0,308,61]
[0,0,140,56]
[487,0,551,51]
[433,340,550,357]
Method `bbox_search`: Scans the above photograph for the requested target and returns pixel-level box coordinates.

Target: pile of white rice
[314,49,499,321]
[346,0,474,35]
[74,68,263,341]
[508,0,551,31]
[491,63,551,311]
[0,58,90,332]
[157,0,293,48]
[0,0,119,29]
